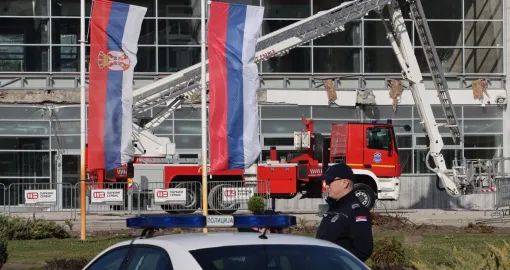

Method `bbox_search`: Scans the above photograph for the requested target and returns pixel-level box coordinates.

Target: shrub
[370,237,409,269]
[464,222,495,234]
[482,242,510,269]
[289,217,320,235]
[0,215,70,240]
[0,233,8,269]
[411,242,510,270]
[45,258,89,270]
[247,196,265,214]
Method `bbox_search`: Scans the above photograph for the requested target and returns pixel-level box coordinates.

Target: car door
[363,125,398,177]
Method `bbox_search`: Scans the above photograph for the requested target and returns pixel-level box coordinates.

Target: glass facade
[0,104,501,180]
[0,106,81,189]
[0,0,505,189]
[0,0,504,75]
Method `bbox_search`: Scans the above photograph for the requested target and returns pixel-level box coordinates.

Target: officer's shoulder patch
[351,203,360,210]
[331,214,339,223]
[355,216,368,222]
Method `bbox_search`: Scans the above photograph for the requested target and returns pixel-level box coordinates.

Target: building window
[262,0,310,18]
[0,1,503,75]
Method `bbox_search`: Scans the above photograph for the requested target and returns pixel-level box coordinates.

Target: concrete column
[504,0,510,172]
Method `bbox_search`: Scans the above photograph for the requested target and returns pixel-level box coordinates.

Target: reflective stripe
[372,164,396,168]
[347,163,395,168]
[347,163,363,167]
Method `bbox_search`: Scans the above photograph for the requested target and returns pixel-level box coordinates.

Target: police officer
[315,163,373,262]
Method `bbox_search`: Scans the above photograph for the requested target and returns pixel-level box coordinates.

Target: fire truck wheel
[353,183,376,210]
[207,183,240,215]
[161,182,199,214]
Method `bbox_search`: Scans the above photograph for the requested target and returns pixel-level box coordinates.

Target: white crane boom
[381,0,461,196]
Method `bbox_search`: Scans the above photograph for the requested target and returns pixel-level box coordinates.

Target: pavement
[7,208,510,232]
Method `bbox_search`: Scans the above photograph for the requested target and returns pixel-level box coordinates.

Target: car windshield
[188,244,369,270]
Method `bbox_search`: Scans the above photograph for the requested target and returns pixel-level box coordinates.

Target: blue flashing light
[371,120,377,124]
[233,215,296,228]
[126,214,297,229]
[387,119,393,124]
[127,215,206,229]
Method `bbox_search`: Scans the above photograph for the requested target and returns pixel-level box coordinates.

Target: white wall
[275,176,498,213]
[504,0,510,173]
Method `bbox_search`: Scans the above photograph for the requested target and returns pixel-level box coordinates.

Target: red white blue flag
[208,2,264,172]
[88,0,147,171]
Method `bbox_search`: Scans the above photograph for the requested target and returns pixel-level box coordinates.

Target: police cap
[318,164,355,185]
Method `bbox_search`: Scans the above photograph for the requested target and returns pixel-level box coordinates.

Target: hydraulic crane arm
[381,0,461,197]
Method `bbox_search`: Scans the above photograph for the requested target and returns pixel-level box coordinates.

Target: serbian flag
[88,0,147,171]
[208,2,264,172]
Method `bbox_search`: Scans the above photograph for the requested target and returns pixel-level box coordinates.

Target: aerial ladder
[126,0,507,198]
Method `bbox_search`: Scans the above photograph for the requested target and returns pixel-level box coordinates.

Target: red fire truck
[88,116,408,213]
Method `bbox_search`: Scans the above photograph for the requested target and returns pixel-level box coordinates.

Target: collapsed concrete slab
[0,90,88,104]
[0,89,302,107]
[0,89,275,105]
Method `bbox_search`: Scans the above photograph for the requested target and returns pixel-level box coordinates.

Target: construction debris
[356,89,376,105]
[323,79,337,104]
[0,90,83,104]
[187,91,202,104]
[472,79,489,101]
[388,79,403,112]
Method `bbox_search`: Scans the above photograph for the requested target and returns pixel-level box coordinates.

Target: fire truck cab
[278,117,409,209]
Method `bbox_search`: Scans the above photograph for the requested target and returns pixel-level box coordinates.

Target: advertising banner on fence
[90,189,124,205]
[153,188,186,204]
[222,187,255,202]
[24,190,57,205]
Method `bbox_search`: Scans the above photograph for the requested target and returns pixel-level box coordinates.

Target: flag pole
[200,0,209,233]
[79,0,87,241]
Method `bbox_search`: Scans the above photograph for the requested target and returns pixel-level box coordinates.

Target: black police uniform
[315,164,374,262]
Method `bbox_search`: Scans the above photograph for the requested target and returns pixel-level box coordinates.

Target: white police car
[82,214,370,270]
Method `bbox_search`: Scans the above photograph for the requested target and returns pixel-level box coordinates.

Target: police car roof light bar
[126,214,297,230]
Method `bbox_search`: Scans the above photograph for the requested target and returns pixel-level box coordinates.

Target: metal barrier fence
[77,182,139,214]
[6,182,75,220]
[207,180,272,214]
[0,184,5,214]
[0,181,272,218]
[475,179,510,224]
[133,180,272,214]
[135,181,202,214]
[496,179,510,209]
